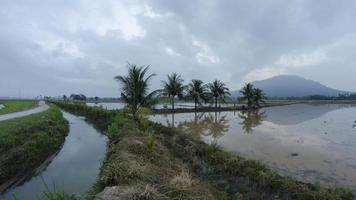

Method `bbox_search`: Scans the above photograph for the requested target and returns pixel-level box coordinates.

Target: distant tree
[240,83,255,108]
[252,88,266,107]
[240,83,266,108]
[207,80,230,109]
[94,96,99,101]
[186,79,207,110]
[162,73,185,111]
[70,94,86,101]
[115,64,159,118]
[63,95,67,101]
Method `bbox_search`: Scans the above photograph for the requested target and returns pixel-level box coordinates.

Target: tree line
[115,63,266,118]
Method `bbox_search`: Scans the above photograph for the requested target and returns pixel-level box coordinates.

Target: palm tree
[115,64,159,118]
[240,83,255,108]
[162,73,185,111]
[208,80,230,109]
[240,83,266,108]
[252,88,266,107]
[186,79,207,110]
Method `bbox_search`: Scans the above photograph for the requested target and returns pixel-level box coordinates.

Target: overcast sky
[1,0,356,98]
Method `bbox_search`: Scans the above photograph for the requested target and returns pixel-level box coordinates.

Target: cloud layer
[1,0,356,97]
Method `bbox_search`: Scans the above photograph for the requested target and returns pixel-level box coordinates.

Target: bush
[106,112,134,139]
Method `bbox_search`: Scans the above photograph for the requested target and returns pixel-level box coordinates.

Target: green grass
[0,100,38,115]
[0,106,69,185]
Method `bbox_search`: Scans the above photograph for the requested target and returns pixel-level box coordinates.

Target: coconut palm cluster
[115,63,266,117]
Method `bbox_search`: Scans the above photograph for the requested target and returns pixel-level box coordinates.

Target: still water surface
[86,102,239,110]
[150,104,356,191]
[1,112,107,200]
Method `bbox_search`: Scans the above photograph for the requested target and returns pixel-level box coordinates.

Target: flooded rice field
[150,104,356,191]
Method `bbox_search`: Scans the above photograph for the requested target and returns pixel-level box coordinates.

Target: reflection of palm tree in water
[177,112,230,141]
[166,113,175,128]
[238,109,267,133]
[177,112,206,140]
[203,112,230,141]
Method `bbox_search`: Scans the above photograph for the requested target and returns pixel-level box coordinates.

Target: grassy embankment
[0,106,69,191]
[0,100,38,115]
[53,101,355,200]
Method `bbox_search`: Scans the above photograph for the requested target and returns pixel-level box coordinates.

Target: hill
[231,75,348,98]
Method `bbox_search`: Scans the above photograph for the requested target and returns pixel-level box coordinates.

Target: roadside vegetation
[0,106,69,191]
[0,100,38,115]
[50,64,355,199]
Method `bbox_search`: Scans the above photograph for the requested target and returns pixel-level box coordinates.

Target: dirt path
[0,101,49,122]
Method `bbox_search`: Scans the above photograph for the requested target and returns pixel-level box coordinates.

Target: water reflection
[265,104,356,125]
[238,109,267,133]
[150,104,356,191]
[1,112,107,199]
[176,112,230,141]
[177,112,206,140]
[203,113,230,141]
[165,113,176,128]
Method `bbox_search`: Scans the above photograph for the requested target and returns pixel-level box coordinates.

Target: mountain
[231,75,348,98]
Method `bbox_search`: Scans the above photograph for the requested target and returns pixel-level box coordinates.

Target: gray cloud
[1,0,356,98]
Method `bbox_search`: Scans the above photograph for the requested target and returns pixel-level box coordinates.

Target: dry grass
[94,126,221,200]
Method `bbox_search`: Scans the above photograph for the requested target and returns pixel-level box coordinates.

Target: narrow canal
[1,111,107,199]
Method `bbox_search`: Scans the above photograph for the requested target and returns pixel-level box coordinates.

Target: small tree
[186,79,207,110]
[240,83,266,108]
[207,80,230,109]
[252,88,266,107]
[162,73,185,111]
[240,83,255,108]
[115,63,159,118]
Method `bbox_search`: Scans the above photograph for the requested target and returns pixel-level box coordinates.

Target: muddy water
[150,104,356,191]
[1,111,107,199]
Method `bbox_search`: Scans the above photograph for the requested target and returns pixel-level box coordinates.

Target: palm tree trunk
[215,96,217,109]
[171,113,175,128]
[172,96,175,111]
[195,98,197,110]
